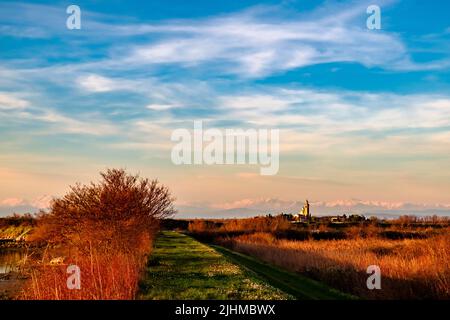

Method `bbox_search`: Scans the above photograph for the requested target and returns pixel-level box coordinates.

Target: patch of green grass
[0,225,32,240]
[138,231,291,300]
[212,245,356,300]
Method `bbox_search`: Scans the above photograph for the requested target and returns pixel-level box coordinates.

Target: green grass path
[138,231,290,299]
[212,245,355,300]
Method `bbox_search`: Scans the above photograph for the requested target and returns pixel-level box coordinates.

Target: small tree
[32,169,175,253]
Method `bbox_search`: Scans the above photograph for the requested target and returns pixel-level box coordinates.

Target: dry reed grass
[220,232,450,299]
[20,249,148,300]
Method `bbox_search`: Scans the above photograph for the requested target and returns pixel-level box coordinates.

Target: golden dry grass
[219,232,450,299]
[20,251,146,300]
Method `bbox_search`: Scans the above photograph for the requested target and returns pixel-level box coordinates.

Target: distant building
[293,200,312,223]
[330,214,366,223]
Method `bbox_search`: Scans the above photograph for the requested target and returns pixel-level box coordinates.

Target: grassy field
[219,232,450,299]
[0,225,33,241]
[212,245,354,300]
[138,231,290,299]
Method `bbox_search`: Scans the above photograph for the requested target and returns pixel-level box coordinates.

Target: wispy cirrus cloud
[0,91,118,136]
[0,92,29,110]
[1,1,450,213]
[2,1,449,77]
[77,74,120,93]
[121,3,413,77]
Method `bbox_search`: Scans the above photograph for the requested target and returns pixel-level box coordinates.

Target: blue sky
[1,0,450,217]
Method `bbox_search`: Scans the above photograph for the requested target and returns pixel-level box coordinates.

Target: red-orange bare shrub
[22,168,175,300]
